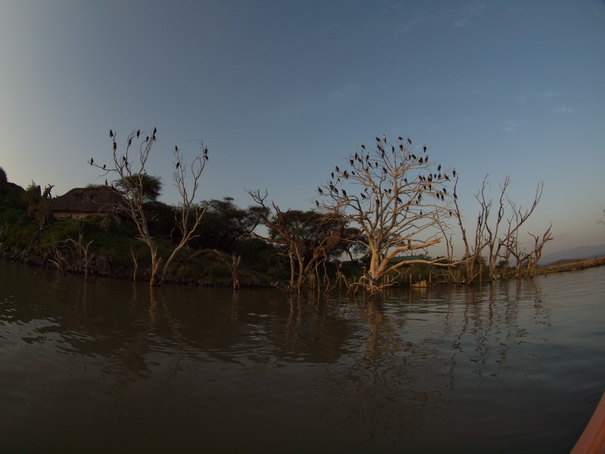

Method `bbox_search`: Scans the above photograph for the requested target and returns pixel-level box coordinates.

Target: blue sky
[1,0,604,255]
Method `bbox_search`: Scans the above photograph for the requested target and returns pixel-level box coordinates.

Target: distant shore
[537,257,605,275]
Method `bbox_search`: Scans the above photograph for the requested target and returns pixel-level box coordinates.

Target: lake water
[0,260,603,453]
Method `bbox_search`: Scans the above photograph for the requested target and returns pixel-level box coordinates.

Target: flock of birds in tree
[317,135,458,212]
[88,128,209,182]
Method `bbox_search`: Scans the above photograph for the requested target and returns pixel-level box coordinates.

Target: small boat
[571,391,605,454]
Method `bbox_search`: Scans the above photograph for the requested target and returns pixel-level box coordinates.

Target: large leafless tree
[318,135,454,293]
[93,128,208,286]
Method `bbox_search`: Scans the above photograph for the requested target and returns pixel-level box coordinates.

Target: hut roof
[52,186,124,214]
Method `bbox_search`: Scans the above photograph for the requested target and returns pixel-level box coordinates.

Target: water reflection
[1,261,604,453]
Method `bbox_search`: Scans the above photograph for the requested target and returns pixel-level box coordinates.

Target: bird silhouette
[136,129,141,138]
[175,145,179,152]
[109,129,113,138]
[176,162,180,169]
[317,187,323,195]
[89,158,94,165]
[113,142,117,151]
[342,190,347,197]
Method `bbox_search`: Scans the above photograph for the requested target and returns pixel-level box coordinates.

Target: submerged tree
[93,128,209,286]
[449,175,549,283]
[318,135,454,293]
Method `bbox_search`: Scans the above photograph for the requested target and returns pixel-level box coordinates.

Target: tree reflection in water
[0,260,603,453]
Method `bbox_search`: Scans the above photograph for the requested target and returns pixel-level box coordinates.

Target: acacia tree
[247,190,349,291]
[318,135,454,293]
[93,128,208,286]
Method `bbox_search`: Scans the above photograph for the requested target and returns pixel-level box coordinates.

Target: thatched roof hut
[52,186,124,220]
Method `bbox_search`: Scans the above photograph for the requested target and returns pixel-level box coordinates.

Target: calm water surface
[1,261,604,453]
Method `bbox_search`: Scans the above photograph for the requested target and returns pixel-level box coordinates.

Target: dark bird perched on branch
[89,158,94,165]
[175,145,178,152]
[175,162,180,169]
[113,142,117,151]
[342,189,347,197]
[317,187,323,195]
[453,168,457,177]
[316,200,319,207]
[375,137,380,142]
[203,147,209,160]
[361,144,366,149]
[109,129,113,138]
[407,138,412,145]
[423,145,427,152]
[153,127,157,135]
[136,129,140,138]
[103,164,106,170]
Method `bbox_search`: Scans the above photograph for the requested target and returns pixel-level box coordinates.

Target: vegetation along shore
[2,130,601,293]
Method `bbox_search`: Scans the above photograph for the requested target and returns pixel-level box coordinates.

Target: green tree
[248,189,350,291]
[114,174,162,202]
[23,181,53,231]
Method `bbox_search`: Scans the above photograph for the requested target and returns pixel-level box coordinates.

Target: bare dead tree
[48,230,94,279]
[451,175,545,283]
[526,224,553,276]
[93,128,208,286]
[318,135,454,294]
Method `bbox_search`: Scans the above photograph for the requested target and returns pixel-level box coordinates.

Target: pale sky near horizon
[1,0,604,256]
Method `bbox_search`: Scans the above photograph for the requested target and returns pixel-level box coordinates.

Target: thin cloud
[452,2,486,28]
[555,104,572,114]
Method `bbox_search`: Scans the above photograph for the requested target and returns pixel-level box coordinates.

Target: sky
[0,0,604,257]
